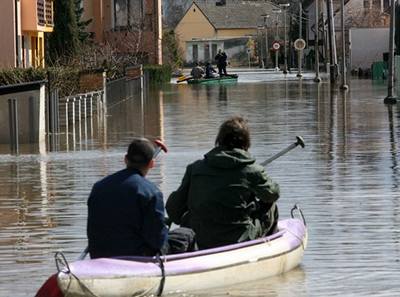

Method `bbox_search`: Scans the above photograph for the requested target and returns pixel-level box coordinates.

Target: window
[204,44,210,62]
[193,44,198,62]
[212,44,218,60]
[114,0,144,29]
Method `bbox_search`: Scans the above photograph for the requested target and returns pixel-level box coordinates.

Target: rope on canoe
[156,253,166,296]
[54,252,98,297]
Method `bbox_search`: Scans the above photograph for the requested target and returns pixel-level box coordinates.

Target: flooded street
[1,75,400,296]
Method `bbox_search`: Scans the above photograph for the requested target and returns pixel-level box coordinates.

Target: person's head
[194,62,199,66]
[218,49,222,53]
[124,138,155,175]
[206,62,211,66]
[215,116,251,151]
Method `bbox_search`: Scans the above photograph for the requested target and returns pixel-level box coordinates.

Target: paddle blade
[35,274,64,297]
[176,76,193,83]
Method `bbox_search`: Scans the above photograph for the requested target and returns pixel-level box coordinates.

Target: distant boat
[187,74,238,85]
[36,205,307,297]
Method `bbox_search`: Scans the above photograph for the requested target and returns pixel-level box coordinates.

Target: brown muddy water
[0,76,399,296]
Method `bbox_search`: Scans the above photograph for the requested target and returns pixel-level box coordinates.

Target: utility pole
[340,0,348,90]
[273,8,282,71]
[314,0,321,82]
[384,0,397,103]
[297,0,303,78]
[280,3,290,74]
[327,0,338,83]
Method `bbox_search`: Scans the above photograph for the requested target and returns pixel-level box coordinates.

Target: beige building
[175,1,284,65]
[0,0,54,68]
[83,0,162,64]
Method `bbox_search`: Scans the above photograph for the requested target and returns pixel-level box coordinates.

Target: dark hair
[215,116,251,150]
[126,138,155,168]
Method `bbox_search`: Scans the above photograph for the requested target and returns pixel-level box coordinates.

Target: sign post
[294,38,306,78]
[272,41,280,71]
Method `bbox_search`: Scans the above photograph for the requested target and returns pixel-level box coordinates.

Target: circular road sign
[272,41,280,51]
[294,38,306,50]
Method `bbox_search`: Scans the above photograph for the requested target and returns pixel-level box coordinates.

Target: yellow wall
[175,3,216,53]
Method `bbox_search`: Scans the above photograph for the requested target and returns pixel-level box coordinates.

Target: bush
[0,67,81,97]
[0,68,47,85]
[143,65,172,84]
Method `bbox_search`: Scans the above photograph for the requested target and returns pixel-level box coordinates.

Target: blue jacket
[87,168,168,258]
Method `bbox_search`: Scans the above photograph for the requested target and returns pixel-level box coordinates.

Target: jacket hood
[204,146,255,169]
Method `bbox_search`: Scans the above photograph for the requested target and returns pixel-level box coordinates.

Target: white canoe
[57,207,307,297]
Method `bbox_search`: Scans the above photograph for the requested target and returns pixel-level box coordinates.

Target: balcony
[21,0,54,33]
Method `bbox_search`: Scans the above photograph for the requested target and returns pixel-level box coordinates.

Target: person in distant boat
[190,62,205,79]
[87,138,196,259]
[166,116,280,250]
[215,49,228,76]
[204,62,217,78]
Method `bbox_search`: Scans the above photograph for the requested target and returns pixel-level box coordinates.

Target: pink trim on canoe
[113,218,304,263]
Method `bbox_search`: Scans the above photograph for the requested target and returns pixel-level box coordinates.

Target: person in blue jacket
[87,138,195,258]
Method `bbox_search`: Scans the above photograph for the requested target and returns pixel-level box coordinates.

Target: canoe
[53,205,307,297]
[187,74,238,84]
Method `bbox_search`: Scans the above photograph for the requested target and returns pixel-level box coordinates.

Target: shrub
[143,65,172,84]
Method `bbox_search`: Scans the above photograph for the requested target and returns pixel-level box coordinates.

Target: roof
[193,1,285,29]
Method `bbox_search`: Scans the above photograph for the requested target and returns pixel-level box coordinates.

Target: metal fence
[58,90,105,150]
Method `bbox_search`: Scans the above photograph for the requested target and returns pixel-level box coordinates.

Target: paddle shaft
[78,139,167,261]
[260,136,305,167]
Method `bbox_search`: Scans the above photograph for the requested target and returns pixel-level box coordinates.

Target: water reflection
[1,79,400,296]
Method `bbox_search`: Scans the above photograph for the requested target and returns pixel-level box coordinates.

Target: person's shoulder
[94,169,126,186]
[134,175,160,196]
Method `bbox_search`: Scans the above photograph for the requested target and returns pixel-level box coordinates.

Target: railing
[58,91,105,151]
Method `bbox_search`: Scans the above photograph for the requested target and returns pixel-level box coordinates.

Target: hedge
[143,64,172,84]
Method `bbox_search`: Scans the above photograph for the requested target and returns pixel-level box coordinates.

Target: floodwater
[0,74,400,296]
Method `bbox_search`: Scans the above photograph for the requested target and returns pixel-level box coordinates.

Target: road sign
[294,38,306,50]
[272,41,280,51]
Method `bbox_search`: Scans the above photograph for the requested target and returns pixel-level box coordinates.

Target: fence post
[8,98,19,154]
[103,71,107,115]
[65,98,69,151]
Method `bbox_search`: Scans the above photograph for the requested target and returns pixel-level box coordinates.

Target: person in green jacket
[166,116,280,249]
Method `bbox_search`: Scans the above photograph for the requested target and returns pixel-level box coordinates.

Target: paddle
[177,75,193,83]
[260,136,305,167]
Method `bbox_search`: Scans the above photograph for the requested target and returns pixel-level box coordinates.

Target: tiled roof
[194,1,285,29]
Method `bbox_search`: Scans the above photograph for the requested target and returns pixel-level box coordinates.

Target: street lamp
[279,3,290,74]
[272,8,282,71]
[261,14,270,68]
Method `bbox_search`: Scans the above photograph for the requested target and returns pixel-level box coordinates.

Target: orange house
[0,0,54,68]
[83,0,162,65]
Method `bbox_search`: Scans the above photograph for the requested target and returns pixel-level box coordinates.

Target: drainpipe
[15,0,19,67]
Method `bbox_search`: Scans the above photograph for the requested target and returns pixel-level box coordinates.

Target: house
[333,0,390,71]
[82,0,162,65]
[304,0,390,71]
[174,0,286,66]
[0,0,54,68]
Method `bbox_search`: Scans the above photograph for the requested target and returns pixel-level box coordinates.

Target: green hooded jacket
[166,146,280,249]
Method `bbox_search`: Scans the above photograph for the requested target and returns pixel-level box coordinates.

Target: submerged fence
[0,67,147,154]
[53,72,146,151]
